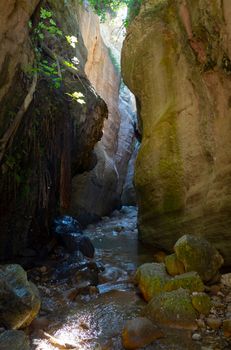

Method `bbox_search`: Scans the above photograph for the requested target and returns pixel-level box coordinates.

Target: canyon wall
[0,0,107,259]
[122,0,231,264]
[69,5,135,223]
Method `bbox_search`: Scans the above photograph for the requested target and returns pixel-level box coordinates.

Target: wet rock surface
[0,264,40,329]
[53,215,95,258]
[0,330,30,350]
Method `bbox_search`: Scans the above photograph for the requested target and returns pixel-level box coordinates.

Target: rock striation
[122,0,231,265]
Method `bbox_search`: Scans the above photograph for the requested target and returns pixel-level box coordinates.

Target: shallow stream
[31,207,229,350]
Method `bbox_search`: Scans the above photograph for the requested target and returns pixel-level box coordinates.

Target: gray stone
[0,264,40,329]
[0,330,30,350]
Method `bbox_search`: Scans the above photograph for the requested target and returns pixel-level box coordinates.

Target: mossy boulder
[122,317,164,349]
[165,271,205,293]
[135,263,170,301]
[165,253,185,276]
[174,235,224,282]
[191,292,211,315]
[135,263,205,301]
[145,288,198,330]
[0,330,30,350]
[0,264,41,329]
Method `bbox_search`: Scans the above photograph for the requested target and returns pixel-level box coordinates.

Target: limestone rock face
[122,142,139,206]
[122,0,231,264]
[0,0,39,103]
[0,264,40,329]
[69,5,135,221]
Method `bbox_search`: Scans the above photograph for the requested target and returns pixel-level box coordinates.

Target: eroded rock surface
[122,0,231,265]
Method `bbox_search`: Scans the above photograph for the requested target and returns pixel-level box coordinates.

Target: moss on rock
[165,271,205,293]
[135,263,205,301]
[191,292,211,315]
[174,234,224,282]
[165,253,185,276]
[145,288,198,330]
[135,263,170,301]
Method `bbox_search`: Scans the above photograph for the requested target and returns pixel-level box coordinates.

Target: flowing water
[31,206,228,350]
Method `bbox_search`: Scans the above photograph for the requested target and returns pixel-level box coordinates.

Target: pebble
[196,319,206,328]
[223,319,231,337]
[192,333,202,341]
[208,285,221,295]
[40,266,47,273]
[206,317,222,330]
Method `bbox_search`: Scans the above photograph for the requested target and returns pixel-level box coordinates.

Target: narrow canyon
[0,1,231,349]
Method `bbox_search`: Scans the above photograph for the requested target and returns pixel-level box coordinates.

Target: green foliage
[87,0,142,23]
[66,91,86,104]
[65,35,78,48]
[34,8,62,40]
[38,61,62,88]
[125,0,142,25]
[28,6,84,100]
[29,7,63,87]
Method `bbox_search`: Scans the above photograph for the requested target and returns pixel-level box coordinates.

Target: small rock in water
[30,317,49,331]
[53,215,82,234]
[122,317,164,349]
[192,333,202,341]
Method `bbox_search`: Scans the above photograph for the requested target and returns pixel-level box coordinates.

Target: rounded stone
[145,288,198,330]
[174,234,224,282]
[0,330,30,350]
[223,319,231,337]
[0,264,41,329]
[122,317,164,349]
[206,317,222,330]
[192,333,202,341]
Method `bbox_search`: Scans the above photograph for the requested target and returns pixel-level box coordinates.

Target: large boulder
[0,265,40,329]
[0,330,30,350]
[174,235,223,282]
[135,263,170,301]
[145,288,198,330]
[135,263,204,301]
